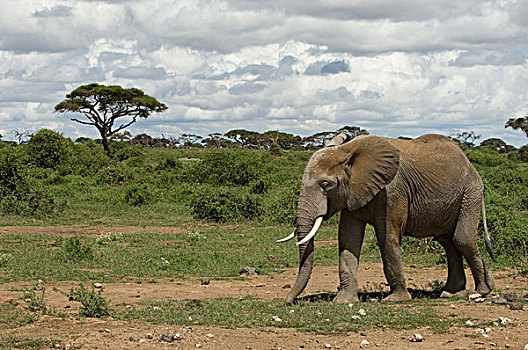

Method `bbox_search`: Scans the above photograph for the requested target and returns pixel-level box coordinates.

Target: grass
[117,297,455,335]
[0,336,55,349]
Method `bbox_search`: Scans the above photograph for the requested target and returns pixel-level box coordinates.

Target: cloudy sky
[1,0,528,146]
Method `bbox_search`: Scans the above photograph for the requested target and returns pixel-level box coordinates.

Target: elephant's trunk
[284,227,315,304]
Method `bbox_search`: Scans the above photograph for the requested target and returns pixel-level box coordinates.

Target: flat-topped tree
[54,83,167,154]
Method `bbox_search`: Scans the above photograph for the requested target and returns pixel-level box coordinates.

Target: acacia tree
[505,115,528,137]
[54,83,167,154]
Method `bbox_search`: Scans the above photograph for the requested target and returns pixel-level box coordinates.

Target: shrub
[190,149,271,186]
[25,129,73,169]
[122,183,152,206]
[58,237,94,261]
[95,165,129,186]
[190,186,262,223]
[0,146,59,217]
[67,284,111,318]
[68,143,111,177]
[465,148,510,167]
[518,145,528,162]
[113,145,144,161]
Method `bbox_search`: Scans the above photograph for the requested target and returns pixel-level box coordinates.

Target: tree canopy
[54,83,167,154]
[505,116,528,138]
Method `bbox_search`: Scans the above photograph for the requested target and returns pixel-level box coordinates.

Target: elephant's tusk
[276,231,296,243]
[296,216,323,246]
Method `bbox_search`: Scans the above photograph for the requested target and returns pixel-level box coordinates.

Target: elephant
[277,133,495,305]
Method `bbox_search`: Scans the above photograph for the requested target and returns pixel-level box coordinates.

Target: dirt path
[1,226,527,349]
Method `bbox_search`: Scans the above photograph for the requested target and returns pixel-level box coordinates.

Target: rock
[272,316,282,322]
[282,284,291,289]
[503,293,518,302]
[509,302,524,310]
[411,334,423,342]
[8,299,18,306]
[34,284,43,291]
[146,333,153,339]
[524,344,528,350]
[450,304,456,309]
[492,296,508,305]
[201,278,210,286]
[174,333,182,340]
[104,328,110,333]
[128,337,135,342]
[187,299,203,308]
[325,344,332,349]
[255,283,265,287]
[351,315,361,320]
[499,317,512,324]
[474,297,486,303]
[195,344,202,348]
[239,266,258,275]
[465,320,474,326]
[360,339,370,347]
[160,333,175,342]
[94,283,103,289]
[358,309,366,316]
[206,333,214,338]
[268,255,275,261]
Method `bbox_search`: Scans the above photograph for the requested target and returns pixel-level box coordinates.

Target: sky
[1,0,528,146]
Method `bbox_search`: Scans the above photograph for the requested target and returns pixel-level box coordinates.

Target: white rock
[138,339,145,343]
[351,315,361,320]
[469,293,482,301]
[474,297,486,303]
[524,344,528,350]
[411,334,423,342]
[195,344,201,348]
[465,320,474,326]
[94,283,103,289]
[360,339,370,347]
[499,317,512,324]
[450,304,456,309]
[358,309,366,316]
[206,333,214,338]
[325,344,332,349]
[174,333,182,340]
[104,328,110,333]
[348,303,354,308]
[482,334,490,338]
[272,316,282,322]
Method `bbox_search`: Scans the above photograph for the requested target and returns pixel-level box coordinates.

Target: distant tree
[54,83,167,154]
[224,129,262,148]
[110,131,132,142]
[336,125,369,139]
[13,129,33,145]
[202,133,230,148]
[179,133,202,148]
[451,131,481,149]
[479,138,516,153]
[505,115,528,137]
[303,131,337,148]
[263,130,302,149]
[130,133,154,147]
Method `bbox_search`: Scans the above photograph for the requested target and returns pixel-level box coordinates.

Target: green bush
[0,146,59,217]
[518,145,528,162]
[68,143,111,177]
[190,149,271,186]
[95,165,129,186]
[67,284,111,318]
[113,145,144,161]
[58,237,94,261]
[465,148,510,167]
[122,183,152,206]
[190,186,262,223]
[25,129,73,169]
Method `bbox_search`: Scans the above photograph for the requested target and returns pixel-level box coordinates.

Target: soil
[1,226,527,349]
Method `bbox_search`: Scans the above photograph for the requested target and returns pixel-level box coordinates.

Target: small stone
[160,333,174,342]
[492,296,508,305]
[129,337,135,342]
[195,344,202,348]
[206,333,214,338]
[153,306,160,310]
[239,266,258,275]
[411,334,423,342]
[465,320,474,326]
[351,315,360,320]
[474,297,486,303]
[282,284,291,289]
[8,299,18,306]
[138,339,145,343]
[524,344,528,350]
[360,339,370,347]
[358,309,366,316]
[347,303,353,308]
[503,293,518,302]
[126,304,133,309]
[104,328,111,333]
[490,342,497,346]
[268,255,275,260]
[174,333,182,340]
[146,333,153,339]
[450,304,456,309]
[201,279,210,286]
[187,299,202,308]
[255,283,265,287]
[94,283,103,289]
[469,293,482,301]
[325,344,332,349]
[499,317,512,324]
[33,284,43,291]
[509,302,524,310]
[272,316,282,322]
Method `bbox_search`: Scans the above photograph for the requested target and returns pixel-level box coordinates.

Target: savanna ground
[1,223,527,350]
[1,133,528,349]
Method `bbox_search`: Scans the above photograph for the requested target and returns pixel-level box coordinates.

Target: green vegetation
[0,129,526,338]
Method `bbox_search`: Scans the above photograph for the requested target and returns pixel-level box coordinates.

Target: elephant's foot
[333,290,359,305]
[382,289,411,302]
[439,289,466,299]
[476,283,493,296]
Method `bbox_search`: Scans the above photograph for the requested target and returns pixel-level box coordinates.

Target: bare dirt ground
[1,226,527,349]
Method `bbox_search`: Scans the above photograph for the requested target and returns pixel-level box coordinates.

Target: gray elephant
[278,133,495,304]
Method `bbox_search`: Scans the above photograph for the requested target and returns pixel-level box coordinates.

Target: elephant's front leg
[334,210,366,304]
[375,221,411,302]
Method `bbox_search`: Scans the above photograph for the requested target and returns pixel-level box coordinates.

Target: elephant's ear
[337,136,400,211]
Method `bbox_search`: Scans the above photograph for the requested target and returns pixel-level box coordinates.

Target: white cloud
[0,0,527,147]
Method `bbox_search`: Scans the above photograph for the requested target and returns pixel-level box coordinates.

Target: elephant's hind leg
[436,236,466,297]
[453,192,495,295]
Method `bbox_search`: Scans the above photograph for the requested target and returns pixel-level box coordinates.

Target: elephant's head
[279,133,400,304]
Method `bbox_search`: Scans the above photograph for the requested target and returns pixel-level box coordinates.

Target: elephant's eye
[320,181,331,191]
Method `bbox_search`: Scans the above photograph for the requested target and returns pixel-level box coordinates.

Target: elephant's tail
[482,195,495,262]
